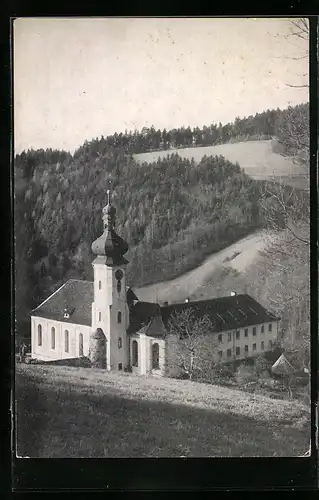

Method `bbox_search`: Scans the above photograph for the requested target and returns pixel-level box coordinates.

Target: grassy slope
[133,140,307,189]
[15,364,309,458]
[134,230,272,304]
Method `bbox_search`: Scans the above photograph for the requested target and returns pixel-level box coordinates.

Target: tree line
[72,103,308,156]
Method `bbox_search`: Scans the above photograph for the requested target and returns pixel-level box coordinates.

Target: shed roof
[271,354,296,375]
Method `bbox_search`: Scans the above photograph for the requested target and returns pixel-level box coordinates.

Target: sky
[13,17,309,154]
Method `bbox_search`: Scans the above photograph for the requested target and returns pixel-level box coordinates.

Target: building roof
[160,294,279,333]
[31,280,137,328]
[127,301,161,335]
[31,280,94,326]
[31,281,278,338]
[271,354,296,375]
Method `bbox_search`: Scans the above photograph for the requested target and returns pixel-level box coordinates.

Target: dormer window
[63,307,70,319]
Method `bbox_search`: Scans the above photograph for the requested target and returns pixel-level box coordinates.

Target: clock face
[115,269,123,281]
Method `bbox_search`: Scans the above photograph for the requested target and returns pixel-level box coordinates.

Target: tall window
[117,311,122,324]
[261,341,265,350]
[37,324,42,346]
[118,337,122,349]
[253,343,256,351]
[152,343,160,369]
[99,280,102,290]
[236,346,240,356]
[117,280,121,293]
[261,325,264,334]
[99,311,101,322]
[236,330,240,340]
[244,345,249,353]
[269,340,273,349]
[218,334,222,344]
[252,327,256,336]
[51,327,56,349]
[227,348,232,357]
[228,333,232,342]
[268,323,272,332]
[79,333,83,357]
[65,330,69,352]
[244,328,248,337]
[132,340,138,367]
[218,350,223,358]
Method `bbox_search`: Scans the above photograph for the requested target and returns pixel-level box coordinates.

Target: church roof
[31,280,93,326]
[160,294,279,333]
[127,301,162,335]
[31,280,137,328]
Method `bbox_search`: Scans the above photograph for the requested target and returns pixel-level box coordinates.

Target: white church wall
[31,316,90,361]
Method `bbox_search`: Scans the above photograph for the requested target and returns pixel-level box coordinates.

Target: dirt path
[134,229,272,304]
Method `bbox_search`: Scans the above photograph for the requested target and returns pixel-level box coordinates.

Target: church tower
[91,190,129,371]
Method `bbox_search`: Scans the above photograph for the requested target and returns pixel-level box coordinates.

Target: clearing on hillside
[15,364,309,458]
[134,229,274,304]
[133,140,307,189]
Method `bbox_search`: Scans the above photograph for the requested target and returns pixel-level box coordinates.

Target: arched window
[37,324,42,346]
[118,337,122,349]
[51,327,55,349]
[132,340,138,367]
[117,311,122,324]
[65,330,69,353]
[99,280,102,290]
[98,311,101,322]
[152,343,159,369]
[117,280,121,293]
[79,333,83,357]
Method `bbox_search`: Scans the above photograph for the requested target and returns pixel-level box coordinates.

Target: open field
[15,364,309,458]
[134,229,275,304]
[133,140,307,189]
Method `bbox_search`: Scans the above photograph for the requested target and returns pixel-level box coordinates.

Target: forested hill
[69,102,308,156]
[14,103,308,340]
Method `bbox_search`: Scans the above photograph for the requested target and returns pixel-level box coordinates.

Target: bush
[235,365,257,386]
[254,355,272,376]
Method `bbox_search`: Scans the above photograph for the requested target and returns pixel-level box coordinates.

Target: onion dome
[91,189,129,266]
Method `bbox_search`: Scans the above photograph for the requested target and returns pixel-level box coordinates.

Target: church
[30,192,280,377]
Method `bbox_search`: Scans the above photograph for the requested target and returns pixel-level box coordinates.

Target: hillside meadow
[15,364,310,458]
[134,140,307,190]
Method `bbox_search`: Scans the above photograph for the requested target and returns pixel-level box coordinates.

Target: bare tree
[168,308,217,380]
[257,18,311,372]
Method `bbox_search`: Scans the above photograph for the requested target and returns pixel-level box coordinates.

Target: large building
[30,192,280,377]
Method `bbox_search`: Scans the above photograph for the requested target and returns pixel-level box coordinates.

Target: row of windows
[98,311,122,323]
[218,324,273,344]
[38,324,125,356]
[131,340,160,369]
[98,280,122,293]
[218,340,273,358]
[37,325,84,355]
